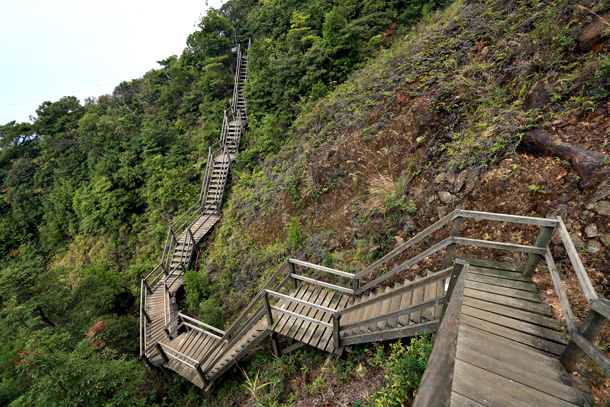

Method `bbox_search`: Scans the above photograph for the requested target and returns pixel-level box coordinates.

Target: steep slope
[185,0,610,404]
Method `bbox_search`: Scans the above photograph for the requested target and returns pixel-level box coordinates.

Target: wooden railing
[546,217,610,375]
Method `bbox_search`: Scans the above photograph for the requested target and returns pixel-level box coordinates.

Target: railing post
[351,278,360,293]
[145,282,153,294]
[443,207,464,268]
[522,215,556,277]
[155,342,169,364]
[142,308,152,323]
[269,332,281,357]
[195,363,208,388]
[262,291,273,325]
[560,309,608,372]
[438,260,466,323]
[333,313,341,352]
[288,261,297,289]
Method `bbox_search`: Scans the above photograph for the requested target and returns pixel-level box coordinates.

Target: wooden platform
[415,262,590,406]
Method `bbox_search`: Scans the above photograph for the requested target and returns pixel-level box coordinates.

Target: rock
[410,100,434,131]
[394,236,405,245]
[585,223,599,238]
[588,180,610,203]
[428,195,436,204]
[588,240,602,254]
[550,193,573,207]
[434,172,445,183]
[446,172,456,184]
[454,170,468,193]
[553,245,565,257]
[570,233,586,251]
[578,13,610,52]
[600,235,610,247]
[587,201,610,216]
[438,191,455,204]
[523,80,553,111]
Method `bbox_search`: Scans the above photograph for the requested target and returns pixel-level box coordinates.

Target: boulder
[578,13,610,52]
[523,80,553,111]
[587,201,610,216]
[585,223,599,238]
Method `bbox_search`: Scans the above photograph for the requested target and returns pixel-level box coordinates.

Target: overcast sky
[0,0,224,125]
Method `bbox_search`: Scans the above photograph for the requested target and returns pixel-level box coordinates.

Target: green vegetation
[2,0,609,404]
[367,334,432,407]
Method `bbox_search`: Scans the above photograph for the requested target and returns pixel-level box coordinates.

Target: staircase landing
[415,261,591,406]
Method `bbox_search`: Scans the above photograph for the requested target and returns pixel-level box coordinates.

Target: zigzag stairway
[138,41,610,404]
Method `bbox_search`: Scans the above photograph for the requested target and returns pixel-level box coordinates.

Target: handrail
[288,258,356,279]
[266,289,340,315]
[341,267,453,315]
[340,296,446,331]
[289,274,354,294]
[544,216,610,376]
[179,313,225,335]
[357,237,453,294]
[355,209,458,279]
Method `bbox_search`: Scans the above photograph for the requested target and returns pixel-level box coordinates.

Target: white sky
[0,0,225,125]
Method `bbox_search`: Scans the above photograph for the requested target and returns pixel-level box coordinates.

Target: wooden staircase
[137,39,610,403]
[139,41,250,373]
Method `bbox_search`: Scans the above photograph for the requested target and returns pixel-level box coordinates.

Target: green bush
[367,334,432,407]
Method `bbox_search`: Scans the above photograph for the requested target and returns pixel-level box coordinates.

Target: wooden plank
[468,266,531,282]
[291,274,353,294]
[272,285,308,335]
[276,287,318,337]
[464,287,552,316]
[465,306,568,346]
[556,216,597,303]
[457,256,523,272]
[306,293,342,349]
[397,289,413,326]
[270,306,332,329]
[465,280,541,302]
[267,289,338,315]
[422,279,436,321]
[342,295,362,327]
[452,359,579,407]
[460,314,565,355]
[450,392,486,406]
[284,288,326,339]
[341,297,445,332]
[410,284,424,323]
[454,237,546,255]
[387,285,403,328]
[458,210,559,227]
[320,295,351,352]
[462,296,561,330]
[297,290,335,344]
[459,324,565,370]
[412,263,465,407]
[545,249,578,333]
[288,258,356,279]
[341,320,439,346]
[456,339,585,404]
[369,288,385,332]
[466,273,537,292]
[344,267,452,314]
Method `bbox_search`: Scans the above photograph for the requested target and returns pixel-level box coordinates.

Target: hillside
[1,0,609,406]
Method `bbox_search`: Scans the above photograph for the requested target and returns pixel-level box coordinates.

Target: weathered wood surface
[415,262,590,406]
